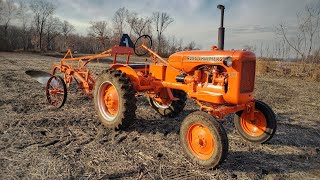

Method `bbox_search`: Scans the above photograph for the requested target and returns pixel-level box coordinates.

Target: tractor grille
[240,60,255,93]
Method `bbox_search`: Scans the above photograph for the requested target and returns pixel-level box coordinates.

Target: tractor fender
[110,64,140,90]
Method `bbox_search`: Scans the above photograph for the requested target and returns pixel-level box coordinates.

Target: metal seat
[128,64,148,69]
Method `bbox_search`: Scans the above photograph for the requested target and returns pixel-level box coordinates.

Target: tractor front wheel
[234,100,277,144]
[94,69,137,130]
[180,111,228,168]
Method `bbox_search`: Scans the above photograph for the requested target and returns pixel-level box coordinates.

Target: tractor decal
[187,56,224,62]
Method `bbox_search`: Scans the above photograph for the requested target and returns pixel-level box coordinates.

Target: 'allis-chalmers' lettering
[187,56,223,62]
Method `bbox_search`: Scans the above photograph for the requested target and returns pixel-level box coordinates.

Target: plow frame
[51,46,134,95]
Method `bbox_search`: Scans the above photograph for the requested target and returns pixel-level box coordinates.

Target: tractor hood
[168,50,256,72]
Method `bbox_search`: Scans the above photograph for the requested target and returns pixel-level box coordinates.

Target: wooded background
[0,0,319,62]
[0,0,200,57]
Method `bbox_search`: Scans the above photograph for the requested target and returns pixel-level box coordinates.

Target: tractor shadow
[125,110,320,175]
[221,150,319,175]
[269,112,320,148]
[129,106,320,149]
[223,120,320,174]
[127,109,196,136]
[269,122,320,148]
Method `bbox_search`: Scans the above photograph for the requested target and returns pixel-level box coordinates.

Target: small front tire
[180,111,228,168]
[234,100,277,144]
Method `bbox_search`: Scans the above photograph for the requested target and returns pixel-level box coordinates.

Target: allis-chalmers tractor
[44,5,276,168]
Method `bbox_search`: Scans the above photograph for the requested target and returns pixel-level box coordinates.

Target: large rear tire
[180,111,228,168]
[147,89,187,117]
[234,100,277,144]
[94,69,137,130]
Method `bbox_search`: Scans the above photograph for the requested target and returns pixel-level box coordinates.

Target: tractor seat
[128,64,148,69]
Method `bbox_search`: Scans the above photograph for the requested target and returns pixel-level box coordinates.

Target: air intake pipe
[217,4,225,50]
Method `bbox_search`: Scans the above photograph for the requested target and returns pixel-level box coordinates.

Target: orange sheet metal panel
[150,64,166,80]
[223,51,256,105]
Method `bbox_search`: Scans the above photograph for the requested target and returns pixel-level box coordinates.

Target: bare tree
[0,0,4,23]
[1,0,16,35]
[276,2,320,61]
[277,21,305,59]
[61,20,75,50]
[126,12,152,38]
[259,42,264,58]
[167,35,177,54]
[113,7,128,40]
[241,44,256,53]
[0,0,17,49]
[89,21,109,51]
[30,0,55,51]
[45,16,62,51]
[302,4,320,58]
[152,12,174,54]
[185,41,199,50]
[17,0,31,50]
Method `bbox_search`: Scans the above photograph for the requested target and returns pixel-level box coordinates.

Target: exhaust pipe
[217,4,225,50]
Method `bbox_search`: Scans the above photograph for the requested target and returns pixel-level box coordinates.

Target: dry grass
[256,58,320,82]
[311,68,320,82]
[0,52,319,179]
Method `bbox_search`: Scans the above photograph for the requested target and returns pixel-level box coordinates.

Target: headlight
[223,57,232,67]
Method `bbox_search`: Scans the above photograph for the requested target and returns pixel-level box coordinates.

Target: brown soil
[0,52,319,179]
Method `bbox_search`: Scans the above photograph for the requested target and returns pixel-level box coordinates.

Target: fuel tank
[168,50,255,73]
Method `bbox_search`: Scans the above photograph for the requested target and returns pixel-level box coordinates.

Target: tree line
[245,1,320,64]
[0,0,199,57]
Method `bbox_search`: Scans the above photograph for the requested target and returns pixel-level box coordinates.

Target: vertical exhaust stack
[217,5,225,50]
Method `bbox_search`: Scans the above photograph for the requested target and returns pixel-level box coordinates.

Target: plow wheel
[180,111,228,168]
[147,89,187,117]
[94,69,137,130]
[46,75,67,108]
[234,100,277,144]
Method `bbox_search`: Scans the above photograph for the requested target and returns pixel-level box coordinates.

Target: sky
[51,0,318,50]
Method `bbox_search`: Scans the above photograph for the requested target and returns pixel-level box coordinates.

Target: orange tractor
[45,5,276,168]
[93,5,276,168]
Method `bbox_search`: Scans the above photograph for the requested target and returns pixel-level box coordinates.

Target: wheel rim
[240,110,267,137]
[187,123,215,160]
[46,76,66,108]
[153,98,171,109]
[97,81,119,121]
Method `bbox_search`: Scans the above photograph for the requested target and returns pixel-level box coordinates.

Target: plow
[27,5,277,168]
[27,34,136,108]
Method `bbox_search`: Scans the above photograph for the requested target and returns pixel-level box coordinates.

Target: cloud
[48,0,318,49]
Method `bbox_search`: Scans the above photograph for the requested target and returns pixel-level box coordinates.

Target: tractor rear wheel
[147,89,187,117]
[94,69,137,130]
[180,111,228,168]
[234,100,277,144]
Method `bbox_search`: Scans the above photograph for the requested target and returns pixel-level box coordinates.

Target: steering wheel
[133,35,152,56]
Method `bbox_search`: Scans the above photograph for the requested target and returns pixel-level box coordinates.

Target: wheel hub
[187,123,214,160]
[241,111,267,137]
[197,137,206,147]
[103,85,119,116]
